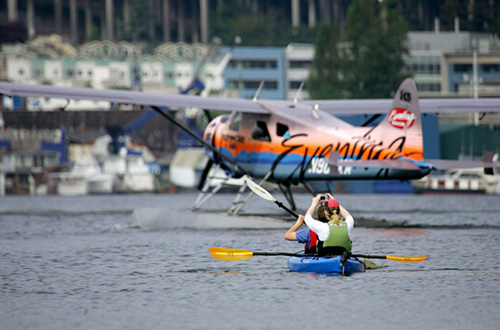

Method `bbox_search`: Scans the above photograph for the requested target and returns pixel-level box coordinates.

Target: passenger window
[276,123,289,137]
[252,120,271,142]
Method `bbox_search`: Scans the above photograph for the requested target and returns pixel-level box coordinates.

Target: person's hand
[312,194,323,205]
[297,215,305,223]
[325,193,335,200]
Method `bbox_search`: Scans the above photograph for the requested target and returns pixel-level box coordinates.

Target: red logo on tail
[388,108,415,129]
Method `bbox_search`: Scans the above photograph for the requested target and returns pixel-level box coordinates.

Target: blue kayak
[287,255,365,275]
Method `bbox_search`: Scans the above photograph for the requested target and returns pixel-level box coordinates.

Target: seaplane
[0,78,499,214]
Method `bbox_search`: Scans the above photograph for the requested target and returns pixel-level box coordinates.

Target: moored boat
[287,255,365,275]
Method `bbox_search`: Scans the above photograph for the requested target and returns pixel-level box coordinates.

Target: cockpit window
[252,120,271,142]
[229,112,242,131]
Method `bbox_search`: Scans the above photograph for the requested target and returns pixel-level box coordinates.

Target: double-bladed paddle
[209,247,427,263]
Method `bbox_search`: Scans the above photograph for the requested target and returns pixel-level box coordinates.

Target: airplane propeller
[151,106,251,178]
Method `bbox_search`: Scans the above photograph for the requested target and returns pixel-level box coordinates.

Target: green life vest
[322,220,352,252]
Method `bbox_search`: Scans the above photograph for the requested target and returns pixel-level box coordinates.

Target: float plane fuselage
[203,79,429,184]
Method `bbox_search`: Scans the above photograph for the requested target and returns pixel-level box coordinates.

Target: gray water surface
[1,193,499,330]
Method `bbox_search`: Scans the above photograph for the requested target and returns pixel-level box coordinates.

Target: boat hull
[287,255,365,275]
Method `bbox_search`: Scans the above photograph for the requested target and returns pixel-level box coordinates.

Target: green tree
[342,0,409,98]
[307,24,343,99]
[117,0,153,42]
[211,2,300,46]
[441,0,500,34]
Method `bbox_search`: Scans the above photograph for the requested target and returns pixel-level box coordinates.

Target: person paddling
[304,194,354,256]
[283,203,327,254]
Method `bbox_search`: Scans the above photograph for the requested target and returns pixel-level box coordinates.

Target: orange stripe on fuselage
[213,130,423,163]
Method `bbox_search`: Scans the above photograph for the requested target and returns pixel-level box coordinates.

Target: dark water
[1,193,500,330]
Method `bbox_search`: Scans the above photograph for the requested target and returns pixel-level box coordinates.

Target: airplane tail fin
[366,78,424,161]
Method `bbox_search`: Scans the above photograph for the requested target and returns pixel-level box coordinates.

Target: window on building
[227,80,239,89]
[228,80,278,90]
[416,82,441,92]
[164,71,174,80]
[432,63,441,74]
[228,59,277,69]
[481,64,500,73]
[243,81,261,90]
[289,81,304,89]
[454,64,472,73]
[289,60,311,69]
[262,81,278,89]
[34,69,43,79]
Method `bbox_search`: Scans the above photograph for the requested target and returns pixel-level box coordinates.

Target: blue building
[222,47,286,100]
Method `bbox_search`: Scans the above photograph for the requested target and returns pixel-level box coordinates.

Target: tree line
[307,0,409,99]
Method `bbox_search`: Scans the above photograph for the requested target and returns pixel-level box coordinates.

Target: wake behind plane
[0,78,499,211]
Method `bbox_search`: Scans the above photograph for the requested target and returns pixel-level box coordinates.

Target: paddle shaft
[249,252,405,259]
[252,252,425,262]
[352,254,391,260]
[274,200,299,218]
[254,251,315,257]
[245,178,299,219]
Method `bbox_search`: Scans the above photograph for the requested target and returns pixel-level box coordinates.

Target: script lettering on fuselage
[275,132,406,180]
[215,128,407,181]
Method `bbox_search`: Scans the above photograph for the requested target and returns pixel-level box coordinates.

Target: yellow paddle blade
[386,255,427,262]
[209,247,254,261]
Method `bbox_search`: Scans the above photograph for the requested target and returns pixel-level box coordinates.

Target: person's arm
[325,193,351,218]
[344,215,354,237]
[305,194,322,218]
[304,194,330,240]
[339,205,351,219]
[325,193,354,236]
[284,215,305,241]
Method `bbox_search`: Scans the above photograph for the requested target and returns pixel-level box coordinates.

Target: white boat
[87,174,114,194]
[103,154,157,193]
[413,168,500,195]
[50,157,114,195]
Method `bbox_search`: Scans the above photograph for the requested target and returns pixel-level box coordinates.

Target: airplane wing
[301,98,500,115]
[2,82,499,116]
[0,82,268,114]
